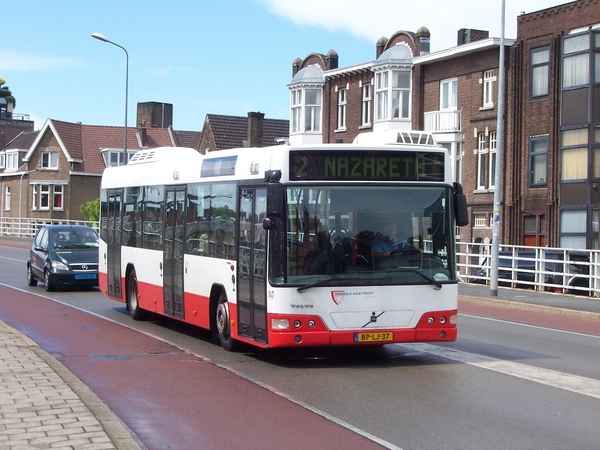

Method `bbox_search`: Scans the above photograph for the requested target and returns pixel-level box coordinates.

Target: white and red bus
[99,131,468,351]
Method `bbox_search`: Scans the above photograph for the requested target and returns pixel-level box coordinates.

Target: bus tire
[216,291,236,351]
[127,270,149,321]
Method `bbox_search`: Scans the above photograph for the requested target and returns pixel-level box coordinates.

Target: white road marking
[461,313,600,339]
[404,343,600,400]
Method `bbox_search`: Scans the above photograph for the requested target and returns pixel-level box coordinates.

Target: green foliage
[80,198,100,223]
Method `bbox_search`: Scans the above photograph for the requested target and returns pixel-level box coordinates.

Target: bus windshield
[271,185,455,287]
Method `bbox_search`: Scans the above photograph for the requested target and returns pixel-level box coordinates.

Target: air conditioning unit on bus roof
[128,147,198,164]
[352,130,437,147]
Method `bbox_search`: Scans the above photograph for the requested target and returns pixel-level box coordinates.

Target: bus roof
[101,140,452,189]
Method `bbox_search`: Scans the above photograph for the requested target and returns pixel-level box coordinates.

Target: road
[1,242,599,450]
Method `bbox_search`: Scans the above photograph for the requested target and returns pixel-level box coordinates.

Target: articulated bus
[99,131,468,351]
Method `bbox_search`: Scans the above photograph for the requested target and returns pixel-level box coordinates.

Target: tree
[0,77,16,108]
[80,198,100,223]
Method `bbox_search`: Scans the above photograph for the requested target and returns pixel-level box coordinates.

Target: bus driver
[372,221,421,259]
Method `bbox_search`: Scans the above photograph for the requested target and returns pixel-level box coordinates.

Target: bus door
[237,187,268,343]
[106,189,123,299]
[163,186,186,319]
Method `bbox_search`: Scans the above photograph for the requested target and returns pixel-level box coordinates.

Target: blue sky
[2,0,564,132]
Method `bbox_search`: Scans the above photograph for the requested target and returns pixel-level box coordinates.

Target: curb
[1,321,144,450]
[34,347,145,450]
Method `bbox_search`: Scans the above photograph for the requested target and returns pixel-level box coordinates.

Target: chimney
[416,26,431,56]
[325,49,339,70]
[457,29,489,45]
[139,127,147,147]
[247,111,265,148]
[376,37,389,59]
[136,101,174,128]
[292,57,302,77]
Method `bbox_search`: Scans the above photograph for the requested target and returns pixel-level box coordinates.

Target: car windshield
[269,185,455,287]
[51,229,99,249]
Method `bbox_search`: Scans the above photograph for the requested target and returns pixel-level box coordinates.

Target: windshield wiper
[413,270,443,290]
[378,268,443,290]
[297,277,347,293]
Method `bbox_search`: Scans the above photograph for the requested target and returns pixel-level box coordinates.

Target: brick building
[288,26,508,245]
[0,83,35,150]
[0,102,200,231]
[505,0,600,249]
[287,0,600,250]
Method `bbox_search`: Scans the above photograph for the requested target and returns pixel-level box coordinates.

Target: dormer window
[290,87,322,133]
[375,69,411,120]
[41,151,58,169]
[288,64,325,145]
[372,43,414,130]
[5,151,19,171]
[101,148,131,167]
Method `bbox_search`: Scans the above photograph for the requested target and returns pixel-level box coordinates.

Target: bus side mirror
[453,182,469,227]
[264,180,284,230]
[262,216,279,230]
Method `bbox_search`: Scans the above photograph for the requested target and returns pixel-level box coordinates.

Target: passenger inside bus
[372,221,421,262]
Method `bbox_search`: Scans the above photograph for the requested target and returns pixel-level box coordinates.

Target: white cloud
[260,0,565,52]
[0,51,82,71]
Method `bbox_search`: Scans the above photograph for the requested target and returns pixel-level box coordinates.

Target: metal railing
[0,217,99,239]
[3,216,598,298]
[457,242,600,297]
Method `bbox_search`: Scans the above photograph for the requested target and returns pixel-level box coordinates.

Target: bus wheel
[216,292,236,351]
[127,271,149,321]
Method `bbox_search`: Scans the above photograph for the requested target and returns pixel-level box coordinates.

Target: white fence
[457,242,600,297]
[3,217,598,298]
[0,217,99,239]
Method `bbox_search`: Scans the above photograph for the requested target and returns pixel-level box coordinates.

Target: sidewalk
[0,320,142,450]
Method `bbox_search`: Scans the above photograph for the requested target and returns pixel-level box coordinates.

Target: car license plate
[354,332,394,343]
[75,274,97,280]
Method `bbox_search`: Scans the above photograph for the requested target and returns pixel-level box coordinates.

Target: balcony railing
[424,110,462,133]
[0,111,31,121]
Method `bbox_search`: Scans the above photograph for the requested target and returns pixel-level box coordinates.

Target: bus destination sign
[290,150,445,182]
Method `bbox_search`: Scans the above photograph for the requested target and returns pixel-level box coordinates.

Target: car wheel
[27,263,38,287]
[127,270,149,320]
[215,291,237,351]
[44,270,55,292]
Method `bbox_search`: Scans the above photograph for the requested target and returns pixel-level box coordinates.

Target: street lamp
[91,32,129,166]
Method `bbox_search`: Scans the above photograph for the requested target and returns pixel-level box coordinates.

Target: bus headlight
[271,318,290,330]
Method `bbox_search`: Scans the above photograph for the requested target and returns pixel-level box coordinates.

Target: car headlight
[51,260,69,271]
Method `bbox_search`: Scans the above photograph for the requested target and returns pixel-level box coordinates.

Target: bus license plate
[354,332,393,343]
[75,274,97,280]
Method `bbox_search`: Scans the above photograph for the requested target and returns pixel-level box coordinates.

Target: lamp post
[490,0,506,297]
[91,32,129,166]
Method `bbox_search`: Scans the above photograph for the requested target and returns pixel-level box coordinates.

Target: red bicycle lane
[0,285,387,450]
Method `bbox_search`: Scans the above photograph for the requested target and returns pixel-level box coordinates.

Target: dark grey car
[27,225,99,291]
